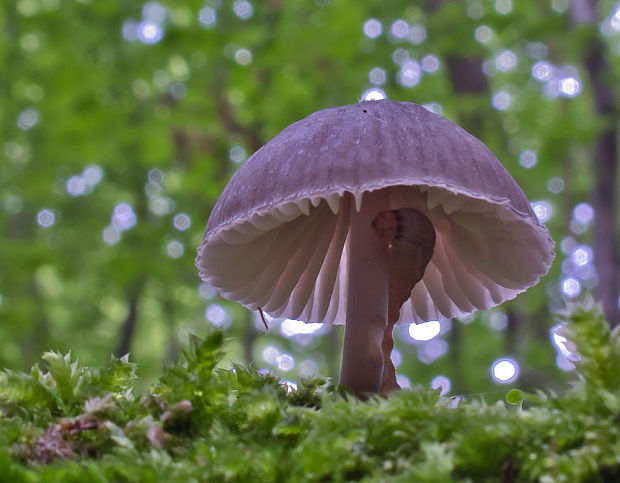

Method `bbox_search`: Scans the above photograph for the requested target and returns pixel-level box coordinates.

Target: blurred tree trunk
[447,321,466,394]
[572,0,620,327]
[505,307,521,355]
[327,327,341,381]
[241,309,256,367]
[116,281,144,357]
[30,279,50,365]
[164,295,179,362]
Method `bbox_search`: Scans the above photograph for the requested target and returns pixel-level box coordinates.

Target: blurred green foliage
[0,0,618,396]
[0,303,618,481]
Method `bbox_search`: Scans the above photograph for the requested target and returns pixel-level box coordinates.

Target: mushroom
[196,100,555,396]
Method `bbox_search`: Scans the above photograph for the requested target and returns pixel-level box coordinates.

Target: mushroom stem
[381,320,399,392]
[339,190,390,396]
[378,207,436,394]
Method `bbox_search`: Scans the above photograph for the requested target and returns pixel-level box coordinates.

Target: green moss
[1,302,619,481]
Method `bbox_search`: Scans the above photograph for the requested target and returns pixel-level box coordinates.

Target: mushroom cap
[196,100,555,324]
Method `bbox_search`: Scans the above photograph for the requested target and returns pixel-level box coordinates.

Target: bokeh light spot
[198,282,217,300]
[491,358,518,383]
[167,240,184,259]
[198,6,217,29]
[368,67,386,85]
[363,18,382,39]
[421,54,440,73]
[396,374,411,389]
[37,209,55,228]
[422,102,443,115]
[143,2,167,23]
[547,177,564,194]
[551,0,569,13]
[299,359,318,377]
[170,82,187,99]
[407,25,426,44]
[418,339,448,364]
[392,48,409,65]
[66,176,86,196]
[173,213,191,231]
[102,226,120,245]
[17,108,39,130]
[111,203,137,232]
[206,303,231,328]
[398,59,421,87]
[20,32,41,52]
[362,88,386,101]
[122,21,138,41]
[531,60,553,81]
[527,42,548,59]
[390,19,409,39]
[391,349,402,368]
[571,245,593,267]
[562,259,576,276]
[491,91,511,110]
[573,203,594,224]
[495,0,512,14]
[611,7,620,31]
[488,312,508,330]
[474,25,492,43]
[280,319,323,337]
[132,79,151,99]
[560,76,581,97]
[150,197,174,216]
[83,164,103,186]
[137,21,163,44]
[277,353,295,372]
[431,375,451,395]
[234,48,252,65]
[467,2,484,19]
[233,0,253,19]
[495,50,517,72]
[144,183,160,199]
[519,150,537,168]
[17,0,39,16]
[229,145,246,163]
[570,219,587,235]
[262,346,279,364]
[561,276,582,298]
[5,141,31,166]
[561,237,577,255]
[148,168,164,184]
[409,320,440,341]
[531,201,552,223]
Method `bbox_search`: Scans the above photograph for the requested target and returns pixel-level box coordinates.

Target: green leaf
[506,389,525,405]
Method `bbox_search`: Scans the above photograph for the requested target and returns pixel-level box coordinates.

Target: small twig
[258,308,269,332]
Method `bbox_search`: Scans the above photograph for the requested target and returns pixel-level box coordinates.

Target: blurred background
[1,0,619,397]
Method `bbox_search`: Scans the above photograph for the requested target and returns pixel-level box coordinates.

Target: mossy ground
[1,301,619,482]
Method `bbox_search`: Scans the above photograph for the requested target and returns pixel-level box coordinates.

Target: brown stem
[381,319,398,392]
[374,208,436,394]
[339,190,391,396]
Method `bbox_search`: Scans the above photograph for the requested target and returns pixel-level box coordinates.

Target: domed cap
[196,100,555,324]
